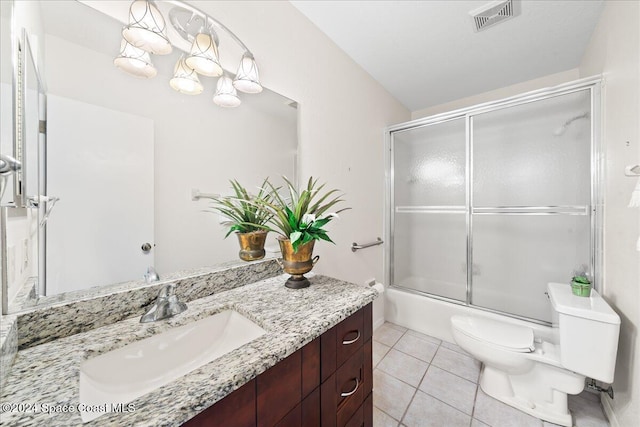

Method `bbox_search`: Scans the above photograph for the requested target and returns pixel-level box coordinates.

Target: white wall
[579,1,640,425]
[187,1,411,326]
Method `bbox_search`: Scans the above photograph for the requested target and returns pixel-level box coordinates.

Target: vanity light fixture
[122,0,172,55]
[185,28,223,77]
[113,39,158,79]
[233,53,262,94]
[115,0,262,108]
[213,74,241,108]
[169,55,204,95]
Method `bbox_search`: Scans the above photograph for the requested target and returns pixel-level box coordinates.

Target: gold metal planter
[277,237,319,289]
[236,230,268,261]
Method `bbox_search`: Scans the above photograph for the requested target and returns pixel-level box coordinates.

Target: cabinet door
[182,379,256,427]
[257,349,302,427]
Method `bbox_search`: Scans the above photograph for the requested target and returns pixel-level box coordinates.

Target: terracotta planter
[236,230,268,261]
[277,237,319,289]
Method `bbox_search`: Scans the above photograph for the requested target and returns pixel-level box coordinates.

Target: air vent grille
[470,0,519,32]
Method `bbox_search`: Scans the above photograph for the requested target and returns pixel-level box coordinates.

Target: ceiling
[290,0,604,111]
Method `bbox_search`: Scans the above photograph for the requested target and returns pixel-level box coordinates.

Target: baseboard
[601,392,620,427]
[373,317,385,330]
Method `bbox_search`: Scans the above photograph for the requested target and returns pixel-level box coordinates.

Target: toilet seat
[451,315,535,353]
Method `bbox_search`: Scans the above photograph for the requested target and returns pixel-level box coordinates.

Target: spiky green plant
[253,176,350,252]
[207,179,274,237]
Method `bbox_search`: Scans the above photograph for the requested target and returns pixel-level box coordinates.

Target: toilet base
[480,364,583,427]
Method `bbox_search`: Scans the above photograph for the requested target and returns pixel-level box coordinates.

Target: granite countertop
[0,274,377,426]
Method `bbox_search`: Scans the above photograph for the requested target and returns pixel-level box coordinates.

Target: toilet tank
[547,282,620,383]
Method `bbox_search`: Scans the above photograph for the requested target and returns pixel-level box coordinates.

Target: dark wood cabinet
[183,303,373,427]
[321,304,373,427]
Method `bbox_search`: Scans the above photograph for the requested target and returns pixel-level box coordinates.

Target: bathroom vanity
[185,304,373,427]
[0,262,377,426]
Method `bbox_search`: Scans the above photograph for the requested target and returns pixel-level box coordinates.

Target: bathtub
[384,285,557,344]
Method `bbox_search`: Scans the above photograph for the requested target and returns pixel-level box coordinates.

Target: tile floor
[372,322,609,427]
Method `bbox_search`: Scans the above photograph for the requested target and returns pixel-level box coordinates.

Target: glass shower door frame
[385,77,602,325]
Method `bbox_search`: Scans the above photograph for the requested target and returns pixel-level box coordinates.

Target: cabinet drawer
[336,309,364,368]
[321,304,373,383]
[321,346,365,427]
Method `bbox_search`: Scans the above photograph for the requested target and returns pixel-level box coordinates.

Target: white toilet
[451,282,620,426]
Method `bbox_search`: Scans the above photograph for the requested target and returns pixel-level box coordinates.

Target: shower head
[553,112,590,136]
[0,154,21,175]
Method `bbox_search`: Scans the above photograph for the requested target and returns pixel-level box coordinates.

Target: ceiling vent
[470,0,520,32]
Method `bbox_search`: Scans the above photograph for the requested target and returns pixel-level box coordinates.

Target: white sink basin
[79,310,266,422]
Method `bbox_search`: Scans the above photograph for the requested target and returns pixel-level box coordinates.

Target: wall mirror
[1,0,298,314]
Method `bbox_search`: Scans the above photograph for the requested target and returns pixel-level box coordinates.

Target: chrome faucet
[140,284,187,323]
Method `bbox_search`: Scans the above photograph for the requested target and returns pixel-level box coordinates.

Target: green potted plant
[253,176,349,288]
[570,274,592,297]
[207,179,273,262]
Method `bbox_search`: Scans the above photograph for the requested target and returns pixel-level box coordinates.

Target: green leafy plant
[207,179,274,237]
[254,176,350,252]
[571,275,591,285]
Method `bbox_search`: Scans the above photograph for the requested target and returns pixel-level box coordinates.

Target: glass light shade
[233,53,262,94]
[169,57,203,95]
[122,0,172,55]
[113,39,157,78]
[213,75,241,107]
[185,32,223,77]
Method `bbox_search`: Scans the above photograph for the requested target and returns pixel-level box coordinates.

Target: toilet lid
[451,315,535,352]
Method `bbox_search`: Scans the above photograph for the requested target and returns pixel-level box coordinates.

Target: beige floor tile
[375,324,405,347]
[384,322,408,332]
[472,418,491,427]
[568,394,609,427]
[441,340,472,357]
[394,333,440,363]
[431,346,481,383]
[419,365,477,415]
[403,390,471,427]
[373,406,400,427]
[406,329,442,345]
[373,369,416,421]
[373,341,392,368]
[474,389,543,427]
[377,349,429,387]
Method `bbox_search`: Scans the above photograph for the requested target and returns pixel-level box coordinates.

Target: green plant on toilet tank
[570,274,592,297]
[206,178,274,261]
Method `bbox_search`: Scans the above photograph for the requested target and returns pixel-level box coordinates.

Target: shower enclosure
[386,78,601,325]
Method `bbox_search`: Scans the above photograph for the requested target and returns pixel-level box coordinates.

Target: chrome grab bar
[351,237,383,252]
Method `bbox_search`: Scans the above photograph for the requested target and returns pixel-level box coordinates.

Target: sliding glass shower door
[389,81,598,324]
[392,118,467,302]
[471,90,592,322]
